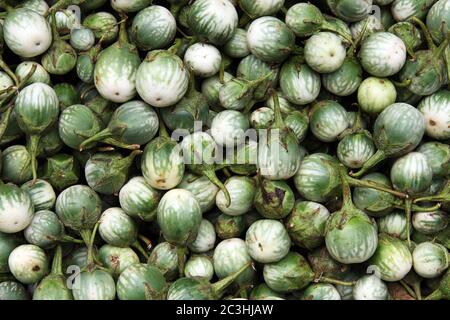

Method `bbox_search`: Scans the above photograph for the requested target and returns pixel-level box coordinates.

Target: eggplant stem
[409,17,436,50]
[351,149,386,178]
[400,280,417,299]
[132,240,149,260]
[405,198,412,248]
[346,175,407,199]
[316,275,355,287]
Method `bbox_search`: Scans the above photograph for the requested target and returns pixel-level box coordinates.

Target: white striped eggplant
[391,152,433,196]
[15,82,59,181]
[41,35,77,76]
[21,179,55,211]
[72,269,116,300]
[131,5,176,51]
[0,183,34,233]
[0,281,29,300]
[82,11,118,43]
[188,0,238,46]
[0,232,23,273]
[337,133,376,169]
[184,43,222,78]
[23,210,65,249]
[350,15,385,41]
[327,0,373,22]
[119,176,161,222]
[216,176,256,216]
[286,201,330,250]
[178,173,219,213]
[70,27,95,51]
[368,233,413,281]
[279,55,321,105]
[111,0,152,12]
[391,0,438,21]
[117,263,167,300]
[300,283,341,300]
[246,16,295,64]
[213,238,256,286]
[85,150,141,195]
[33,246,73,300]
[98,244,140,278]
[8,244,49,284]
[310,100,350,142]
[353,274,389,300]
[80,100,158,150]
[98,207,138,247]
[185,255,214,280]
[412,210,448,235]
[305,32,347,73]
[238,0,284,18]
[294,153,341,203]
[378,211,411,240]
[353,103,425,177]
[148,242,181,280]
[15,61,50,86]
[136,49,189,108]
[426,0,450,44]
[223,28,250,58]
[201,71,234,106]
[94,20,141,103]
[418,142,450,177]
[250,107,274,129]
[254,178,295,219]
[357,77,397,114]
[3,8,52,58]
[325,168,378,264]
[388,21,423,58]
[1,145,33,184]
[359,32,407,77]
[412,241,448,278]
[188,219,216,253]
[417,90,450,140]
[210,110,249,147]
[245,219,291,263]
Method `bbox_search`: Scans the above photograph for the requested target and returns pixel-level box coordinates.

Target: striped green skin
[239,0,284,18]
[157,189,202,246]
[228,141,258,175]
[237,55,279,101]
[368,234,413,281]
[215,214,245,240]
[141,137,185,190]
[247,16,295,63]
[285,3,324,37]
[136,50,189,108]
[0,232,23,272]
[327,0,372,22]
[265,91,300,114]
[180,132,218,173]
[107,100,159,145]
[378,211,410,240]
[1,145,33,184]
[213,238,256,286]
[83,12,118,43]
[337,133,376,169]
[70,28,95,51]
[254,179,295,219]
[357,77,397,114]
[201,72,234,106]
[131,5,177,51]
[15,83,59,135]
[391,0,437,21]
[250,284,284,300]
[15,62,50,86]
[178,174,219,213]
[0,184,34,234]
[418,142,450,177]
[245,219,291,263]
[359,32,407,77]
[8,244,49,284]
[412,210,448,235]
[263,252,314,293]
[286,201,330,250]
[0,282,29,300]
[148,242,180,281]
[58,104,103,150]
[350,15,385,41]
[418,90,450,140]
[388,21,423,53]
[301,284,341,300]
[188,219,216,253]
[305,32,346,73]
[218,79,254,111]
[185,255,214,280]
[76,53,95,84]
[280,56,321,105]
[55,185,102,231]
[294,153,341,203]
[322,57,363,97]
[184,43,222,78]
[94,40,141,103]
[353,275,389,300]
[211,110,249,147]
[188,0,238,46]
[98,245,139,278]
[391,152,433,195]
[72,269,116,300]
[98,208,137,247]
[21,179,56,211]
[117,264,167,300]
[398,50,447,96]
[167,277,218,300]
[85,152,133,195]
[21,0,49,15]
[324,15,353,45]
[54,9,78,34]
[63,247,89,270]
[310,101,349,142]
[373,103,425,157]
[111,0,152,12]
[119,176,161,222]
[33,274,73,300]
[413,242,448,278]
[223,28,250,58]
[285,112,309,142]
[3,8,52,58]
[250,107,274,129]
[325,208,378,264]
[24,210,64,249]
[426,0,450,43]
[41,39,77,75]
